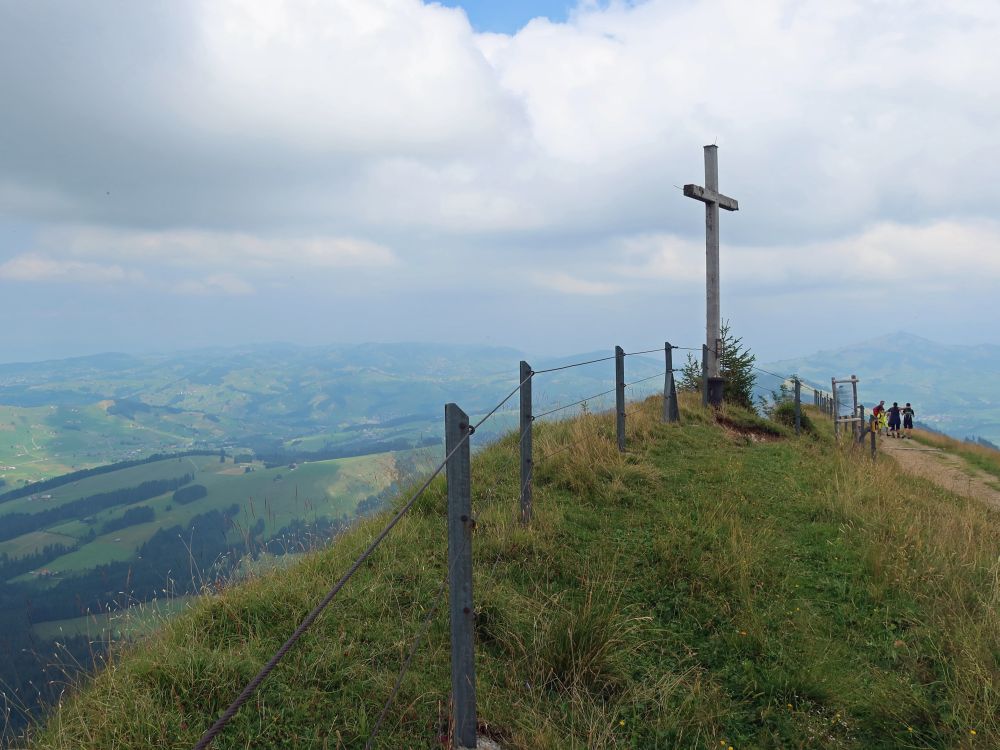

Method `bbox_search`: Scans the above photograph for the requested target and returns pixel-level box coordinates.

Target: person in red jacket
[872,400,886,435]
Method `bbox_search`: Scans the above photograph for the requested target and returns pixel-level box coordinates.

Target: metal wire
[531,354,616,374]
[192,374,527,750]
[751,365,828,397]
[623,347,665,357]
[532,387,617,421]
[626,371,668,388]
[472,371,533,431]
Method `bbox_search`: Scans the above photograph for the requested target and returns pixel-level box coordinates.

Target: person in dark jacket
[887,402,902,438]
[901,403,915,438]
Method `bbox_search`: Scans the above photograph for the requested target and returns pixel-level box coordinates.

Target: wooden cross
[683,145,738,403]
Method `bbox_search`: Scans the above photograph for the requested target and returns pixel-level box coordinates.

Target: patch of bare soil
[879,437,1000,510]
[715,416,783,442]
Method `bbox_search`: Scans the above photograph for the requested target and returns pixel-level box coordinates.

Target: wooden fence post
[519,361,532,524]
[615,346,626,452]
[663,342,679,423]
[793,378,801,436]
[445,403,477,749]
[832,378,839,439]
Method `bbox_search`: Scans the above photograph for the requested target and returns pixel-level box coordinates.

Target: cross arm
[683,184,739,211]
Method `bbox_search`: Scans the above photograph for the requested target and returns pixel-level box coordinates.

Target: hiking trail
[879,436,1000,510]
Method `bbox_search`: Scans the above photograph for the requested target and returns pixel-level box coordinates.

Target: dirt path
[879,437,1000,510]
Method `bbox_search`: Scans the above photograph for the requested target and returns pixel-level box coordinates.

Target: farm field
[31,596,196,641]
[2,449,431,577]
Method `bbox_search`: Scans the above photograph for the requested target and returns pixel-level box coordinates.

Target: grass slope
[22,395,998,749]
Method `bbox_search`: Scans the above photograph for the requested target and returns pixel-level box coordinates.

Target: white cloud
[531,271,622,295]
[35,228,397,270]
[0,254,142,284]
[3,0,998,240]
[612,219,1000,290]
[173,274,255,296]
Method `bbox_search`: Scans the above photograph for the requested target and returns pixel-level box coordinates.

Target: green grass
[32,597,196,641]
[22,395,998,749]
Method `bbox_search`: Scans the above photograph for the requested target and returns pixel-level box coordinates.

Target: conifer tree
[678,352,702,392]
[719,320,757,409]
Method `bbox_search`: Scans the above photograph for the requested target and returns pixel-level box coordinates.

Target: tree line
[0,450,216,504]
[0,475,192,542]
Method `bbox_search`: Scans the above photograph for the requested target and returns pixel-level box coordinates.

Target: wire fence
[191,340,840,749]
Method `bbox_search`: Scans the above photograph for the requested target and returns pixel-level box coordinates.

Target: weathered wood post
[663,342,679,423]
[701,344,709,408]
[684,145,739,407]
[615,346,626,452]
[851,375,860,442]
[519,361,532,524]
[857,404,866,444]
[831,378,839,439]
[445,403,476,749]
[793,378,801,436]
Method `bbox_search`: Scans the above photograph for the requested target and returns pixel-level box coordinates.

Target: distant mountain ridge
[764,331,1000,443]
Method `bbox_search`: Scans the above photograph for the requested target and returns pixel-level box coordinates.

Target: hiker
[902,403,915,438]
[872,400,887,435]
[887,402,902,438]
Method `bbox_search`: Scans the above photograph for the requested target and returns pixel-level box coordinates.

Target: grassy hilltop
[22,394,999,749]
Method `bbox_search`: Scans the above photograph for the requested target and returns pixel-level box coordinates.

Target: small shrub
[772,401,815,434]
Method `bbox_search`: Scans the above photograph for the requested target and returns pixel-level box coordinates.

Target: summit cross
[683,145,739,406]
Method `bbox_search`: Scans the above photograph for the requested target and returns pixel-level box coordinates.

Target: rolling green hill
[0,343,666,488]
[18,393,998,749]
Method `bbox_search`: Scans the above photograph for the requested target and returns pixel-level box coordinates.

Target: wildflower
[970,729,977,736]
[619,720,625,727]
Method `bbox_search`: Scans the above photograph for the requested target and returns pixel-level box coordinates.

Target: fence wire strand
[531,355,616,374]
[626,370,668,388]
[532,387,617,421]
[192,373,529,750]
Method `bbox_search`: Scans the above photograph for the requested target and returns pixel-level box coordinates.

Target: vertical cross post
[445,403,476,749]
[793,378,801,436]
[519,361,532,524]
[615,346,626,452]
[663,342,679,423]
[701,345,709,407]
[684,145,739,407]
[857,404,866,444]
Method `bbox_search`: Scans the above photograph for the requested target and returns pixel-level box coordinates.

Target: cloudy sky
[1,0,998,364]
